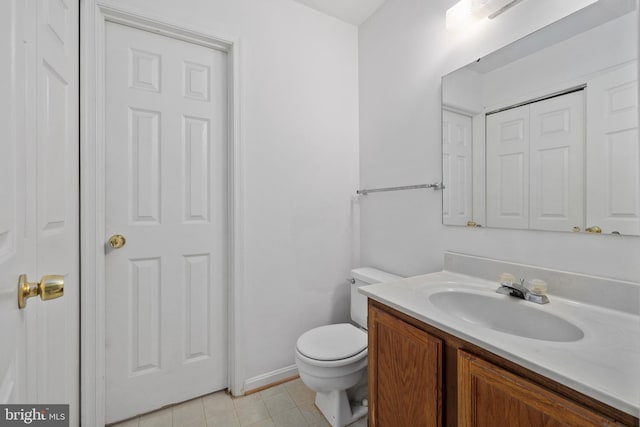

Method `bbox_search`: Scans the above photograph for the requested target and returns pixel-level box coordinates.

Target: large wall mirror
[442,0,639,236]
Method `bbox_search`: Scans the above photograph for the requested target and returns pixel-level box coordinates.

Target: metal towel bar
[356,182,444,196]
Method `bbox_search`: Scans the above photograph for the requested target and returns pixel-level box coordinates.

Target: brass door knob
[586,226,602,233]
[109,234,126,249]
[572,226,581,232]
[18,274,64,309]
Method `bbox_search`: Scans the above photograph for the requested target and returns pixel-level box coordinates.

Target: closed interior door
[529,91,584,231]
[486,91,585,232]
[587,61,639,235]
[34,0,80,416]
[442,109,473,226]
[486,104,530,229]
[105,22,228,423]
[0,0,29,406]
[0,0,79,422]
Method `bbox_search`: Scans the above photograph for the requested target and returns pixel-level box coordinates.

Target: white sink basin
[429,290,584,342]
[359,270,640,415]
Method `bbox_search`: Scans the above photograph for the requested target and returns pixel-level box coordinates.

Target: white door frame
[80,2,245,424]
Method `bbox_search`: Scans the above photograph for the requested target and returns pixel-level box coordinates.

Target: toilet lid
[296,323,367,361]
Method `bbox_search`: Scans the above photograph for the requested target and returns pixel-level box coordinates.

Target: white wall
[98,0,360,385]
[443,12,636,112]
[359,0,640,282]
[480,12,635,109]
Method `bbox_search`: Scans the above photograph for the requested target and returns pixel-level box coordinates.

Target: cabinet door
[458,351,618,427]
[369,305,442,427]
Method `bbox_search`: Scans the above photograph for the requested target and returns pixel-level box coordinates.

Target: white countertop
[359,270,640,418]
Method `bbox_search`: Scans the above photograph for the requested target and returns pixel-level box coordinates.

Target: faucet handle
[525,279,548,296]
[498,272,516,283]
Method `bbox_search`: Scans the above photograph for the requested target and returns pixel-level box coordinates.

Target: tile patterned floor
[110,378,368,427]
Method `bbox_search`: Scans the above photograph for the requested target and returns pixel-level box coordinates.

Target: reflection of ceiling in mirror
[291,0,386,26]
[466,0,637,74]
[441,0,640,236]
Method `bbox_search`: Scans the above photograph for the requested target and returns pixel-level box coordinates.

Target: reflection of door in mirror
[486,90,585,232]
[443,109,473,226]
[486,104,530,229]
[587,61,640,235]
[441,0,639,235]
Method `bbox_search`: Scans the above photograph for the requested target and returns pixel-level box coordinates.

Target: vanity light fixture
[446,0,525,32]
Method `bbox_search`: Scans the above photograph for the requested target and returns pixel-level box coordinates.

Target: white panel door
[486,105,530,229]
[442,110,473,225]
[529,91,584,232]
[587,61,639,235]
[34,1,80,418]
[0,0,79,423]
[105,22,228,423]
[0,0,29,406]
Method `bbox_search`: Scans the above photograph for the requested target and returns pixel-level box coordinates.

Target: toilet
[295,268,401,427]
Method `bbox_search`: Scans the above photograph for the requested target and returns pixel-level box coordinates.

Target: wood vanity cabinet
[458,351,620,427]
[368,300,639,427]
[368,301,443,427]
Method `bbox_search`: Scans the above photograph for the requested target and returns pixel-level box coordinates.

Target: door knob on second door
[108,234,126,249]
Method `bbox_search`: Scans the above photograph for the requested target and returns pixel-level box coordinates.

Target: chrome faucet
[496,279,549,304]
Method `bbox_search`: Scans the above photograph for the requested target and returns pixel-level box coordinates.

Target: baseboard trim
[243,365,299,395]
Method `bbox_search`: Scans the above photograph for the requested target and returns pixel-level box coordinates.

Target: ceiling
[292,0,387,26]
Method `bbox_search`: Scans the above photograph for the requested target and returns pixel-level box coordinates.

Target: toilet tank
[350,268,402,329]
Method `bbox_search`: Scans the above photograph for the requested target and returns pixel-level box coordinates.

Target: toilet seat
[296,323,367,362]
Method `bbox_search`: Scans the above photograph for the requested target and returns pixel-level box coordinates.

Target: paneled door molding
[80,1,245,424]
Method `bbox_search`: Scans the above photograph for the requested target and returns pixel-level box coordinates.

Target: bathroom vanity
[361,253,640,427]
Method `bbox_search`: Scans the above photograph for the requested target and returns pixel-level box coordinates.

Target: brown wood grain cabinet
[368,300,639,427]
[458,351,620,427]
[368,301,443,427]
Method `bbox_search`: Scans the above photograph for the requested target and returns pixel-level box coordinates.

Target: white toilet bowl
[294,268,401,427]
[295,323,368,427]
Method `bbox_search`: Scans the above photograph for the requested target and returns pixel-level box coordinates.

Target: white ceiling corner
[292,0,387,26]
